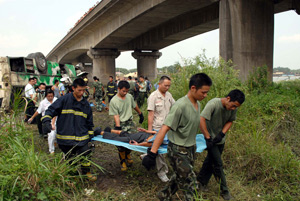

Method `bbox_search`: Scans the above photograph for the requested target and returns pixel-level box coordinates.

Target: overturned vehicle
[0,52,87,111]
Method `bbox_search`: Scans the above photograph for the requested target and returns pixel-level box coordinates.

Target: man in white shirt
[29,89,57,153]
[24,77,36,122]
[147,75,175,182]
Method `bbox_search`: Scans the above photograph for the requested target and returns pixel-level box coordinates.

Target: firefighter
[42,78,96,181]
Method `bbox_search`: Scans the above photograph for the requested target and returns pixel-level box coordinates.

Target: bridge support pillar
[219,0,274,81]
[87,48,120,84]
[132,50,162,80]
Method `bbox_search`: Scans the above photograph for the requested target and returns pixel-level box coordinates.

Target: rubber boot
[126,151,133,167]
[119,151,127,171]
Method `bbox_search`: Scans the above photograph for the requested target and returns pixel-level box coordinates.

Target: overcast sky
[0,0,299,69]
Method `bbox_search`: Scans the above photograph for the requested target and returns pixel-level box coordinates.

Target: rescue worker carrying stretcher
[42,78,96,181]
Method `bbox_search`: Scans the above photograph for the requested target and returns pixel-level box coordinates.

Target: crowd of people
[24,73,245,200]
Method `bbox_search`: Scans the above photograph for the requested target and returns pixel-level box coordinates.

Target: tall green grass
[162,55,300,200]
[0,114,81,200]
[0,93,101,200]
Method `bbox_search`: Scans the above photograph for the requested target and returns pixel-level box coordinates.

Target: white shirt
[24,83,35,98]
[37,97,57,116]
[147,89,175,130]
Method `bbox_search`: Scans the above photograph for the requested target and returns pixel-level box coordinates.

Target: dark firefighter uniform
[42,92,94,174]
[107,81,117,103]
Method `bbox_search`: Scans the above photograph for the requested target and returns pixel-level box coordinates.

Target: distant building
[124,72,137,78]
[273,72,284,77]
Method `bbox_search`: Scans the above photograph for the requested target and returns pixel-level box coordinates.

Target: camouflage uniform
[93,81,104,111]
[157,142,198,201]
[137,80,147,108]
[119,118,136,133]
[157,96,201,200]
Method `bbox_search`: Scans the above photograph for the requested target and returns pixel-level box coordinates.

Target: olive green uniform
[158,96,200,200]
[197,98,237,194]
[128,80,135,96]
[109,94,137,167]
[109,93,136,132]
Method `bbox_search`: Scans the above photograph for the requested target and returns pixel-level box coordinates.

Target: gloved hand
[88,142,95,152]
[205,138,214,150]
[42,120,52,134]
[94,127,102,136]
[114,126,122,130]
[139,112,144,124]
[213,131,225,144]
[142,148,158,170]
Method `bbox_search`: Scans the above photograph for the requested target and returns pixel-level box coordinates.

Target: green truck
[0,52,83,111]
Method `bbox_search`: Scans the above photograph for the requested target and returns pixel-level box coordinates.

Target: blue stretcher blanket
[92,134,207,154]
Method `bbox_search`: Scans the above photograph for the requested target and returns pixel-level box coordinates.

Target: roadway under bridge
[46,0,300,83]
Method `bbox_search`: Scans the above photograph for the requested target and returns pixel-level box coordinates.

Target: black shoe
[221,191,232,200]
[104,126,111,133]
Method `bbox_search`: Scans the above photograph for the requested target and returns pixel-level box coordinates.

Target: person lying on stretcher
[94,127,158,147]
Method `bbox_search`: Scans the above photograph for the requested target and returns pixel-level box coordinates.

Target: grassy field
[1,55,299,200]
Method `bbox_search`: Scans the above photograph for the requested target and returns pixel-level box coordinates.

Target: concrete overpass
[47,0,300,83]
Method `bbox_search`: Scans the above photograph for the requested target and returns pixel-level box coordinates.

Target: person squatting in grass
[142,73,212,201]
[42,78,97,181]
[109,80,144,171]
[197,89,245,200]
[28,89,57,154]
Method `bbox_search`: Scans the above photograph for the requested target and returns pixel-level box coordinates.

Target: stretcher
[92,134,207,154]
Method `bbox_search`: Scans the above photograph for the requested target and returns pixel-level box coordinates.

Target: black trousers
[108,95,115,103]
[36,113,43,135]
[59,143,92,174]
[103,131,150,143]
[25,98,36,123]
[197,143,228,193]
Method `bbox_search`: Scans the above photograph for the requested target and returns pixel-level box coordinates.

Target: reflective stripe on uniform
[56,134,89,141]
[81,162,91,167]
[88,130,94,135]
[41,115,52,120]
[61,109,87,118]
